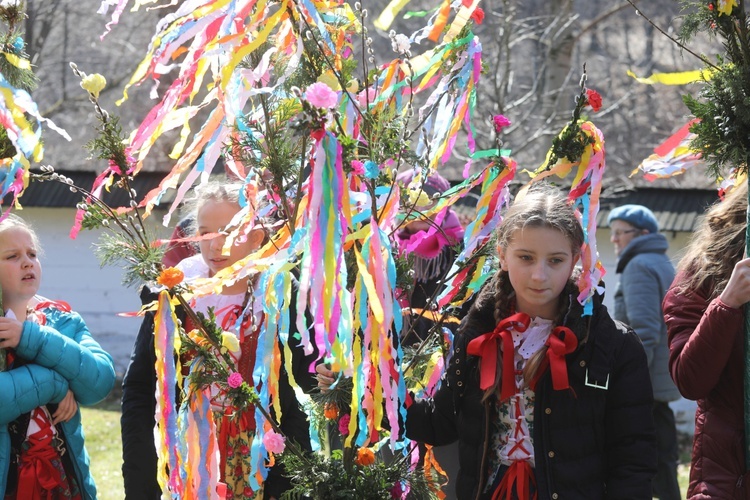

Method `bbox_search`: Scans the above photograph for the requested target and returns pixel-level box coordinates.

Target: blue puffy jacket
[0,303,116,499]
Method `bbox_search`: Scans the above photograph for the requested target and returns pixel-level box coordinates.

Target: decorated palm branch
[12,0,606,498]
[626,0,750,468]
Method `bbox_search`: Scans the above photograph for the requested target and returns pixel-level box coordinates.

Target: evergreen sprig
[677,0,750,178]
[280,447,441,500]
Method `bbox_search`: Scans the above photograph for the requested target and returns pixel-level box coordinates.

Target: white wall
[18,207,170,377]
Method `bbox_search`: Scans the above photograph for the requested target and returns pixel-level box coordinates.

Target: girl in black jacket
[317,186,657,499]
[121,181,316,500]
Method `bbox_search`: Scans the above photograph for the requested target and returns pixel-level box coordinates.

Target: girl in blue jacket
[0,214,116,499]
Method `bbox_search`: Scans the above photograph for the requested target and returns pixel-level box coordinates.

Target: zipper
[474,400,491,500]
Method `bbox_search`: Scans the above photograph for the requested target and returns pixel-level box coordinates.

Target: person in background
[608,204,681,500]
[664,182,750,498]
[121,181,315,499]
[0,213,116,499]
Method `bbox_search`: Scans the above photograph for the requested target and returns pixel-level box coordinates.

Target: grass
[81,396,124,500]
[79,392,691,500]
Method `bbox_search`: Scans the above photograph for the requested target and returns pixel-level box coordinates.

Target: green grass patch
[79,390,692,500]
[81,396,124,500]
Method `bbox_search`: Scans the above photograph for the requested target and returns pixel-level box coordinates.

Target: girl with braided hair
[401,185,656,499]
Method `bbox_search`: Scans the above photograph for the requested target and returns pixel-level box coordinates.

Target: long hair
[675,182,747,301]
[482,185,584,402]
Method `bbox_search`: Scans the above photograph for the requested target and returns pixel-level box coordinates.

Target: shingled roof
[6,171,167,208]
[598,186,719,233]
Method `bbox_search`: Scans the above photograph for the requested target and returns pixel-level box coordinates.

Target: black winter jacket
[120,285,317,499]
[406,276,657,499]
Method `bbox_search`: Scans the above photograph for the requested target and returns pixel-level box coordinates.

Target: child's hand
[721,257,750,309]
[0,317,24,349]
[315,363,336,393]
[52,390,78,425]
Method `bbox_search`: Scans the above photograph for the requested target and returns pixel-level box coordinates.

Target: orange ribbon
[466,313,531,401]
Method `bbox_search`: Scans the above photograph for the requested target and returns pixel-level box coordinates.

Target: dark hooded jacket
[406,275,656,499]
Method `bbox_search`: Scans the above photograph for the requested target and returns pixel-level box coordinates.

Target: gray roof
[4,171,166,208]
[598,187,719,232]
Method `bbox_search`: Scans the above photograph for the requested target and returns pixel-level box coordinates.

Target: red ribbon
[546,326,578,391]
[491,460,537,500]
[16,411,67,500]
[467,313,531,401]
[529,325,578,392]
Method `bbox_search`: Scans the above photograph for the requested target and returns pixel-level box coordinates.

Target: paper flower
[586,89,602,112]
[492,114,511,134]
[391,33,411,55]
[227,372,244,389]
[338,413,351,436]
[357,87,378,109]
[351,160,365,175]
[470,8,485,25]
[324,403,339,420]
[157,267,184,288]
[304,82,338,109]
[263,430,286,454]
[354,447,376,466]
[221,331,241,353]
[81,73,107,99]
[390,481,405,499]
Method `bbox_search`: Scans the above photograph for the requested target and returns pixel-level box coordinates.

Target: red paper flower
[586,89,603,112]
[470,7,485,25]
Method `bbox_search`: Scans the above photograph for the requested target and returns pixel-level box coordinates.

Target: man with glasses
[608,204,681,500]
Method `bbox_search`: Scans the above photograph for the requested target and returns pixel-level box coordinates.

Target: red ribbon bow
[546,326,578,390]
[467,312,531,401]
[529,325,578,392]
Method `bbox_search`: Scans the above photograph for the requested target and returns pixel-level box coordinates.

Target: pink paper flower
[357,87,378,109]
[263,430,286,454]
[305,82,339,109]
[492,114,511,134]
[227,372,244,389]
[351,160,365,175]
[338,413,351,436]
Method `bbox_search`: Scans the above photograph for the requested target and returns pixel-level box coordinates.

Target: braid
[493,271,515,324]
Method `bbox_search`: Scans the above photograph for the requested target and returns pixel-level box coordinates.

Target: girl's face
[0,227,42,309]
[498,226,578,320]
[197,201,263,277]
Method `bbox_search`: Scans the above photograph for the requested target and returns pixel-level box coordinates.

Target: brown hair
[675,182,747,301]
[482,184,584,402]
